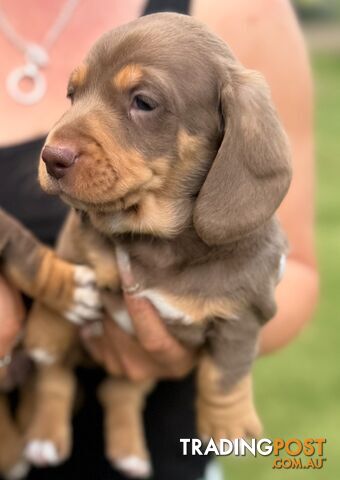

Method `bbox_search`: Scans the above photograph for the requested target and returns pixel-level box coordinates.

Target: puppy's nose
[42,145,76,179]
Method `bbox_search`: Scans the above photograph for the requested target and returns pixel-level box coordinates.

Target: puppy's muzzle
[42,145,77,179]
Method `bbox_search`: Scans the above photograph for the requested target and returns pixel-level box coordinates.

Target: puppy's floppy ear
[193,64,292,245]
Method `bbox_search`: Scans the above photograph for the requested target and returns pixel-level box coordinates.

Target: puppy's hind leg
[98,378,154,479]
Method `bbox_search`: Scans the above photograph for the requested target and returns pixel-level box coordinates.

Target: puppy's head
[40,13,291,242]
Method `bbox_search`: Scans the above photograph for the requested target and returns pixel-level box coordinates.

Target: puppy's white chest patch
[112,246,192,332]
[109,289,192,335]
[137,289,193,325]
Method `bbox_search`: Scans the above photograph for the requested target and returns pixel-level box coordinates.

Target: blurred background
[224,1,340,477]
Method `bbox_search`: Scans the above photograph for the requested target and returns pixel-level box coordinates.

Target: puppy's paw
[3,459,30,480]
[197,379,262,442]
[64,266,102,325]
[114,456,152,479]
[104,411,152,478]
[198,398,262,442]
[24,441,60,467]
[25,425,71,467]
[24,437,71,468]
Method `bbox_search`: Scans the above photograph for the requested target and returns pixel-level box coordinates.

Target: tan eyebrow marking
[69,64,88,88]
[113,64,143,90]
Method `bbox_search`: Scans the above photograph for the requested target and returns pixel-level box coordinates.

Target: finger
[123,295,196,374]
[115,245,196,373]
[81,320,124,376]
[116,244,175,345]
[104,315,195,379]
[103,317,164,381]
[115,245,138,292]
[123,295,174,352]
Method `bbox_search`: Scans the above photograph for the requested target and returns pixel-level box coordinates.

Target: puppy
[0,208,101,478]
[24,12,291,478]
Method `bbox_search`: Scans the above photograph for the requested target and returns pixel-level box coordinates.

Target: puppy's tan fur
[25,13,292,475]
[0,208,80,313]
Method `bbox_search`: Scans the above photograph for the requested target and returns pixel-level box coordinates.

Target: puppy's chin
[88,195,194,238]
[38,162,61,195]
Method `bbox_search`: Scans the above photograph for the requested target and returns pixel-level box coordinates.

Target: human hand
[0,275,25,381]
[81,248,196,382]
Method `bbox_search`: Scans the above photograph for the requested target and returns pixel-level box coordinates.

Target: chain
[0,0,80,53]
[0,0,80,104]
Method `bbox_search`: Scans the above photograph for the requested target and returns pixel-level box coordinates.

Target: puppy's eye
[132,95,157,112]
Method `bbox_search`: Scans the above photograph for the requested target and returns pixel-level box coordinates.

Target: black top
[0,1,212,479]
[0,136,67,245]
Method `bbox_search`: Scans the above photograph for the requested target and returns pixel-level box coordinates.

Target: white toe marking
[41,441,60,465]
[25,440,60,467]
[64,303,102,325]
[74,265,96,285]
[29,349,56,365]
[4,460,30,480]
[110,309,134,334]
[64,310,84,325]
[115,456,152,478]
[74,286,102,308]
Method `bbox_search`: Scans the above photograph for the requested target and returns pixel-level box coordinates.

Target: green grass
[220,53,340,479]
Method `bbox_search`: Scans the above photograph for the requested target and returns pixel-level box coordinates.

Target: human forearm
[0,275,25,358]
[259,258,319,355]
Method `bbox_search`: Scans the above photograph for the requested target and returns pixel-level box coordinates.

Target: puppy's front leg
[77,218,120,291]
[24,211,102,365]
[197,313,262,442]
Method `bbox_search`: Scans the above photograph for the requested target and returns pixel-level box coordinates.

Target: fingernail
[115,245,136,289]
[82,321,103,338]
[115,245,131,273]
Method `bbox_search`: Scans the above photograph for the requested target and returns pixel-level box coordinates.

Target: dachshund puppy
[24,12,291,478]
[0,209,101,478]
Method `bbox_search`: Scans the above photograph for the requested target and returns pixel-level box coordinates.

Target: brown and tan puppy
[0,209,101,478]
[23,12,291,478]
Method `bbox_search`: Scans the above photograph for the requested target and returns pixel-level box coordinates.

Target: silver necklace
[0,0,80,105]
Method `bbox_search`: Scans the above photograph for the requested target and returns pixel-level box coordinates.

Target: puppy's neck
[86,193,194,240]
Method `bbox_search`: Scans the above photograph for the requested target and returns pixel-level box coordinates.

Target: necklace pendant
[6,62,47,105]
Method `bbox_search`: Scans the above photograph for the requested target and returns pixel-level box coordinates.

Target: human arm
[193,0,319,354]
[0,276,24,366]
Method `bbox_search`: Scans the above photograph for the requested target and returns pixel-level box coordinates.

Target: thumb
[115,245,140,294]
